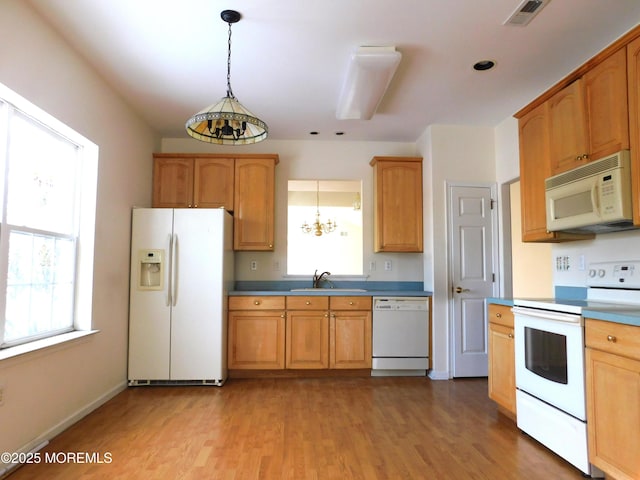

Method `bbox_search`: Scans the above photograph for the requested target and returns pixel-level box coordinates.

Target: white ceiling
[25,0,640,143]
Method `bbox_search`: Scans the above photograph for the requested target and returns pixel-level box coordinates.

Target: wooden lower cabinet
[330,310,372,369]
[585,319,640,480]
[329,296,372,369]
[229,295,372,373]
[286,296,330,369]
[487,303,516,417]
[228,296,286,369]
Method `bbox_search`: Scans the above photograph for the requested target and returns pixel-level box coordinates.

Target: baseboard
[428,369,450,380]
[0,380,127,479]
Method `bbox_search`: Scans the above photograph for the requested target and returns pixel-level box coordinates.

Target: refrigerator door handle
[171,233,178,307]
[166,233,173,307]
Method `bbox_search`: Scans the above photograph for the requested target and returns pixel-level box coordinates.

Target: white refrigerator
[128,208,234,386]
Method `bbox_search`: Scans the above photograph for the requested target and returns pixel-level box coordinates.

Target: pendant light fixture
[185,10,268,145]
[301,181,337,236]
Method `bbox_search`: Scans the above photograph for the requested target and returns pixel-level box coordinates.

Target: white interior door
[448,184,497,377]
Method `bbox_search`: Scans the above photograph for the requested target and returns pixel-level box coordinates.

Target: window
[287,180,363,275]
[0,83,98,350]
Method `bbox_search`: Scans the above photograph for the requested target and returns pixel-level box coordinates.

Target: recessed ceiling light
[309,131,319,135]
[335,132,345,136]
[473,60,496,71]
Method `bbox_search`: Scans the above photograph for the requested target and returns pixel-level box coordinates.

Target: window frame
[0,82,98,353]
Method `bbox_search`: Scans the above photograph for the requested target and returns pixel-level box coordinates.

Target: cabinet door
[488,323,516,416]
[193,158,234,209]
[518,102,556,241]
[627,37,640,226]
[584,48,629,162]
[371,157,423,252]
[286,311,329,369]
[549,80,590,175]
[234,158,276,250]
[228,311,285,369]
[330,310,372,369]
[586,348,640,480]
[152,157,194,207]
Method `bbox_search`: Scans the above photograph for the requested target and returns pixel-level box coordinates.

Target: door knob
[455,286,470,293]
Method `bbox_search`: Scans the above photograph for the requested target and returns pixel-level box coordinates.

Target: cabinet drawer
[488,303,514,328]
[585,318,640,361]
[286,296,329,310]
[229,296,285,310]
[330,296,372,310]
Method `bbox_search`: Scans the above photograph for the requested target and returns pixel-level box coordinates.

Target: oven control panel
[587,261,640,288]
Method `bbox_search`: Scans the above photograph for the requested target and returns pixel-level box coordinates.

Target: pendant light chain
[185,9,268,144]
[226,21,235,99]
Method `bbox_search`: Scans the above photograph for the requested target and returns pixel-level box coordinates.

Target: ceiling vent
[504,0,550,26]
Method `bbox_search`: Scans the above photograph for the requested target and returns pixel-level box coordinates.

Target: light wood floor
[8,377,588,479]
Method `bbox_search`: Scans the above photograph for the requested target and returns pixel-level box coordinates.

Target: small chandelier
[301,181,337,236]
[185,10,268,145]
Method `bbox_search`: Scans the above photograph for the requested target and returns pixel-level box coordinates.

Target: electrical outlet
[250,260,258,271]
[369,261,376,272]
[273,261,280,271]
[384,260,392,271]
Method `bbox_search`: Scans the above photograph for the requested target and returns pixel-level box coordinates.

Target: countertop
[230,280,432,297]
[487,296,640,327]
[230,289,432,297]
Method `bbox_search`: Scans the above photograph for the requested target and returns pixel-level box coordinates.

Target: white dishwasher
[372,297,430,376]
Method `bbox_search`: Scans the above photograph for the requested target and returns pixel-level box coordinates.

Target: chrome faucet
[312,270,332,288]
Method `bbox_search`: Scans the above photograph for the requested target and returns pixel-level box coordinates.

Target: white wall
[416,125,496,379]
[161,138,425,282]
[551,230,640,287]
[510,182,553,297]
[0,1,158,462]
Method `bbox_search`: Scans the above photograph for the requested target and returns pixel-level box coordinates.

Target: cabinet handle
[254,300,261,305]
[495,312,502,318]
[281,313,285,318]
[607,335,617,343]
[349,301,354,305]
[508,333,513,339]
[576,155,582,161]
[305,301,311,305]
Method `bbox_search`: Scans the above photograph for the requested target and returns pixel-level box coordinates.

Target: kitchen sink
[290,288,367,292]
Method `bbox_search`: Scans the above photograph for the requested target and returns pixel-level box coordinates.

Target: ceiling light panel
[336,46,402,120]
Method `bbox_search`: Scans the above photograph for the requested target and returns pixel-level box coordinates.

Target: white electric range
[512,260,640,478]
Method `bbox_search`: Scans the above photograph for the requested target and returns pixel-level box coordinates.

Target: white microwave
[545,150,634,233]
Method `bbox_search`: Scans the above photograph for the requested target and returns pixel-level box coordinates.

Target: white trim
[0,379,125,478]
[428,369,450,380]
[0,330,99,364]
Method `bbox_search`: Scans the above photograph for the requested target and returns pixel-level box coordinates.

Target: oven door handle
[512,306,582,324]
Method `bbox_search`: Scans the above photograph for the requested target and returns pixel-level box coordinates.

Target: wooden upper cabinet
[518,102,555,242]
[584,47,629,161]
[193,158,234,209]
[152,156,194,207]
[370,156,423,253]
[548,48,629,176]
[152,154,234,209]
[549,79,590,174]
[627,36,640,226]
[233,156,278,251]
[518,103,592,242]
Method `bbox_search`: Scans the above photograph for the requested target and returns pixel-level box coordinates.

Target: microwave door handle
[591,183,600,216]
